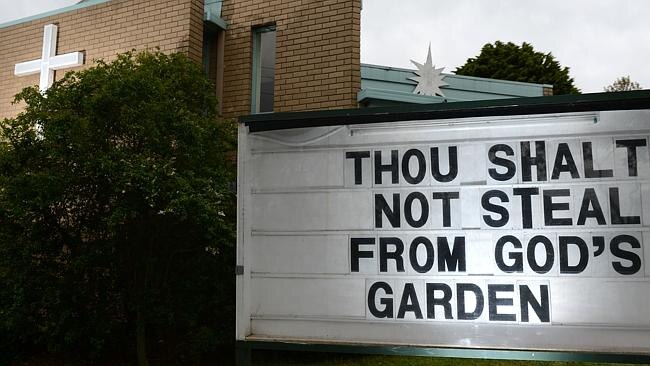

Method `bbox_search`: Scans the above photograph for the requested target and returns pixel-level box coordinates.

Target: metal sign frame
[236,90,650,365]
[235,340,650,365]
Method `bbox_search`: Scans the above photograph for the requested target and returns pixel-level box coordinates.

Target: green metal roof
[360,63,552,107]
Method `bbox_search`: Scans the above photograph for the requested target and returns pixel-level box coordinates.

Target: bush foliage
[0,51,237,364]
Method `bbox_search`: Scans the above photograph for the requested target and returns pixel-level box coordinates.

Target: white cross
[14,24,84,92]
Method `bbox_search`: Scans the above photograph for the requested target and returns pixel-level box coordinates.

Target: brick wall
[0,0,204,120]
[543,86,554,96]
[220,0,361,117]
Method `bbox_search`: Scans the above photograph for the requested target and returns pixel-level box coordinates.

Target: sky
[362,0,650,92]
[1,0,648,93]
[0,0,81,24]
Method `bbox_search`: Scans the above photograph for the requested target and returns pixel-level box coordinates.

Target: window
[252,26,276,113]
[203,31,217,83]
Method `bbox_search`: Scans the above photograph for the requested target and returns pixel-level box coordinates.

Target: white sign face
[14,24,84,92]
[237,110,650,354]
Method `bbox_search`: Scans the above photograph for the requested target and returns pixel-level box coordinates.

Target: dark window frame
[251,25,276,114]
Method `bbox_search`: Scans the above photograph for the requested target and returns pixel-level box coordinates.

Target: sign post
[236,91,650,364]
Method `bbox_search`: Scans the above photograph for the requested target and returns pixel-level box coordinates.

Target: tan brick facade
[543,86,554,96]
[0,0,362,119]
[0,0,204,120]
[220,0,361,117]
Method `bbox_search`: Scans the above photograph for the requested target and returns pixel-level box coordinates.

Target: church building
[0,0,549,120]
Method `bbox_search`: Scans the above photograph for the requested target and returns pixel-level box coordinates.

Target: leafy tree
[0,51,236,365]
[604,75,642,92]
[455,41,580,95]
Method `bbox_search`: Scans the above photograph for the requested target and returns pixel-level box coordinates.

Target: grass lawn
[252,351,648,366]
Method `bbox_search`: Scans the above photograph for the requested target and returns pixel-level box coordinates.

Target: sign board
[237,99,650,355]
